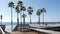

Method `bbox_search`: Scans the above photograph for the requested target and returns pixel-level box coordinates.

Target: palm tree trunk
[17,12,19,31]
[43,12,44,25]
[11,7,13,31]
[19,6,22,31]
[17,12,19,25]
[23,11,25,25]
[30,14,31,24]
[23,17,25,25]
[38,15,40,25]
[23,11,24,25]
[20,11,22,25]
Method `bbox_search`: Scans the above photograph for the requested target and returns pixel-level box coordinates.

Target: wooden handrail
[0,27,5,34]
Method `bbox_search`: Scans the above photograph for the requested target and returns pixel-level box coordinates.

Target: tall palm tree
[42,8,46,25]
[17,0,23,25]
[8,1,14,31]
[36,9,42,25]
[18,0,26,24]
[21,6,26,24]
[27,7,33,24]
[22,14,26,25]
[15,5,20,25]
[15,5,20,31]
[17,0,26,31]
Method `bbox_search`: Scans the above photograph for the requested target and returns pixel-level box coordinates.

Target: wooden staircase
[13,24,30,32]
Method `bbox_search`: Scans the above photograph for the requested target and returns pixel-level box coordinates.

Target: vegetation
[27,7,33,24]
[36,9,42,25]
[17,0,23,25]
[42,8,46,25]
[15,5,20,25]
[8,0,46,31]
[8,1,14,31]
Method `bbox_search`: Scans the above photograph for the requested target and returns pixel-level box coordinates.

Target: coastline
[5,22,60,31]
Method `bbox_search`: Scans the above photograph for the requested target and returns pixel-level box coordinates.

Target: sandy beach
[9,31,38,34]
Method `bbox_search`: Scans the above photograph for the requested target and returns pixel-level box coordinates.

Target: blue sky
[0,0,60,22]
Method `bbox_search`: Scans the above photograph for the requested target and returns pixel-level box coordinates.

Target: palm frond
[8,1,14,8]
[43,8,46,13]
[18,1,23,6]
[21,6,26,11]
[28,6,32,9]
[36,9,41,16]
[22,14,27,18]
[27,6,33,15]
[15,5,20,13]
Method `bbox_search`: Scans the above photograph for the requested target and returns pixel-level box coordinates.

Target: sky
[0,0,60,22]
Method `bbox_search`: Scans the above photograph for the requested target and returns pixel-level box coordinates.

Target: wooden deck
[13,24,60,34]
[29,24,60,34]
[29,24,60,32]
[29,24,50,28]
[30,28,60,34]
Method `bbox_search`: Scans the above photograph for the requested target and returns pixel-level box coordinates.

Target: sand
[9,31,38,34]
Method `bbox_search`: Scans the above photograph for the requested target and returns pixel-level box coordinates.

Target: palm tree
[17,0,23,25]
[18,0,26,24]
[15,5,20,31]
[8,1,14,31]
[21,6,26,24]
[36,9,42,25]
[17,0,26,31]
[42,8,46,25]
[27,7,33,24]
[22,14,27,25]
[15,5,20,25]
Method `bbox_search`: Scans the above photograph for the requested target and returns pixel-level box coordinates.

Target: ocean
[1,22,60,31]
